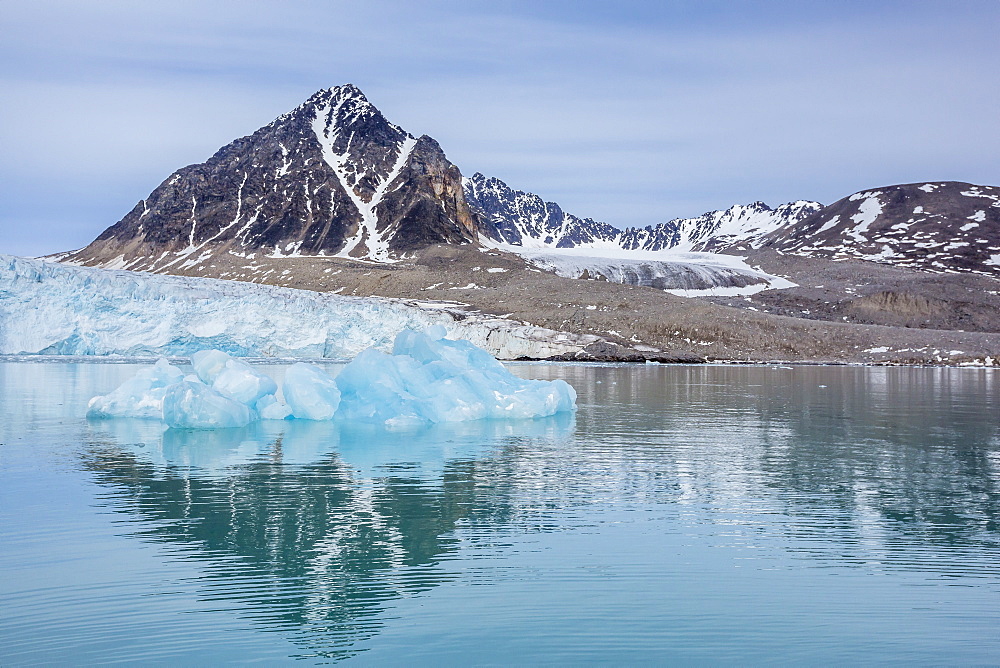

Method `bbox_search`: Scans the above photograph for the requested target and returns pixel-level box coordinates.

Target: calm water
[1,361,999,665]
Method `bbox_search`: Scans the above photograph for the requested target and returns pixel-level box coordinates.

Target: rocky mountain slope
[45,84,1000,362]
[463,172,822,252]
[461,173,621,248]
[59,85,491,270]
[759,182,1000,277]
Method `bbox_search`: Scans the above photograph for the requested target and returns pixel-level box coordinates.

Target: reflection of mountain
[80,416,575,660]
[75,364,1000,659]
[529,364,1000,549]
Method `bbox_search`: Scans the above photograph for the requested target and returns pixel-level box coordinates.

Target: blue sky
[2,0,998,256]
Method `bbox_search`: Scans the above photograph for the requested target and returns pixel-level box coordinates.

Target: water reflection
[81,415,576,660]
[554,365,1000,548]
[6,362,1000,661]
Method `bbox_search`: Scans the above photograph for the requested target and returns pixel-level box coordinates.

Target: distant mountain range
[59,84,1000,280]
[463,172,822,252]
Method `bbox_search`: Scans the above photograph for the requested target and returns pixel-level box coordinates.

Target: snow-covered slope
[640,201,825,252]
[762,182,1000,276]
[0,255,598,359]
[464,172,821,253]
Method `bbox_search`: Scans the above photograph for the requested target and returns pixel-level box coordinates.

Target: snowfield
[493,245,796,296]
[0,255,598,359]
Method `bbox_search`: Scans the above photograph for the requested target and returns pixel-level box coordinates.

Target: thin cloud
[1,1,997,255]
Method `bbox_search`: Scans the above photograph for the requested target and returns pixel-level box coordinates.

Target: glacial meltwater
[2,360,999,665]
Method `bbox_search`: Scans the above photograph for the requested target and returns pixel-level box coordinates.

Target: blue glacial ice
[190,350,233,384]
[162,380,254,429]
[0,254,597,360]
[337,326,576,427]
[210,358,278,406]
[284,363,341,420]
[87,328,577,429]
[86,358,185,419]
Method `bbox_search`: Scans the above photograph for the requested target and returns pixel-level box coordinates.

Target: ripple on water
[1,362,999,663]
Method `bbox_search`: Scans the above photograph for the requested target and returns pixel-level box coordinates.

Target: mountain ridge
[462,171,823,253]
[759,181,1000,276]
[58,84,1000,284]
[62,85,491,270]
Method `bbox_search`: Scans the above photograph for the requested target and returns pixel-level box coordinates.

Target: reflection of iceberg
[87,328,577,429]
[335,412,576,478]
[89,411,575,478]
[79,412,575,660]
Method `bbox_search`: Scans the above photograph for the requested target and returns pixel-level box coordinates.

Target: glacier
[87,329,577,429]
[505,247,796,296]
[0,255,598,359]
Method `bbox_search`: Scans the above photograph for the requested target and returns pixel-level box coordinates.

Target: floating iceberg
[284,363,341,421]
[86,358,185,419]
[163,380,254,429]
[336,327,576,427]
[210,358,278,406]
[87,329,577,429]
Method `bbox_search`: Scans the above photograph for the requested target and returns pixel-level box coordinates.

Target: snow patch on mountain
[766,182,1000,277]
[311,90,417,262]
[847,192,884,243]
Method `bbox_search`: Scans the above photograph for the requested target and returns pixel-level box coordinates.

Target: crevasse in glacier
[86,328,577,429]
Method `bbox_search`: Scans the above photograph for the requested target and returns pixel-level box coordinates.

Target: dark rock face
[64,85,489,270]
[462,172,821,252]
[462,172,619,247]
[762,182,1000,276]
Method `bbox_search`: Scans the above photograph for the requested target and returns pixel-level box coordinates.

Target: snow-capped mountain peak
[463,172,822,254]
[61,85,485,270]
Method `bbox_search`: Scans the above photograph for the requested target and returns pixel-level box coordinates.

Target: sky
[1,0,998,257]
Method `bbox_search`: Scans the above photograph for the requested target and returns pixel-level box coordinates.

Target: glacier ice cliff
[0,255,598,359]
